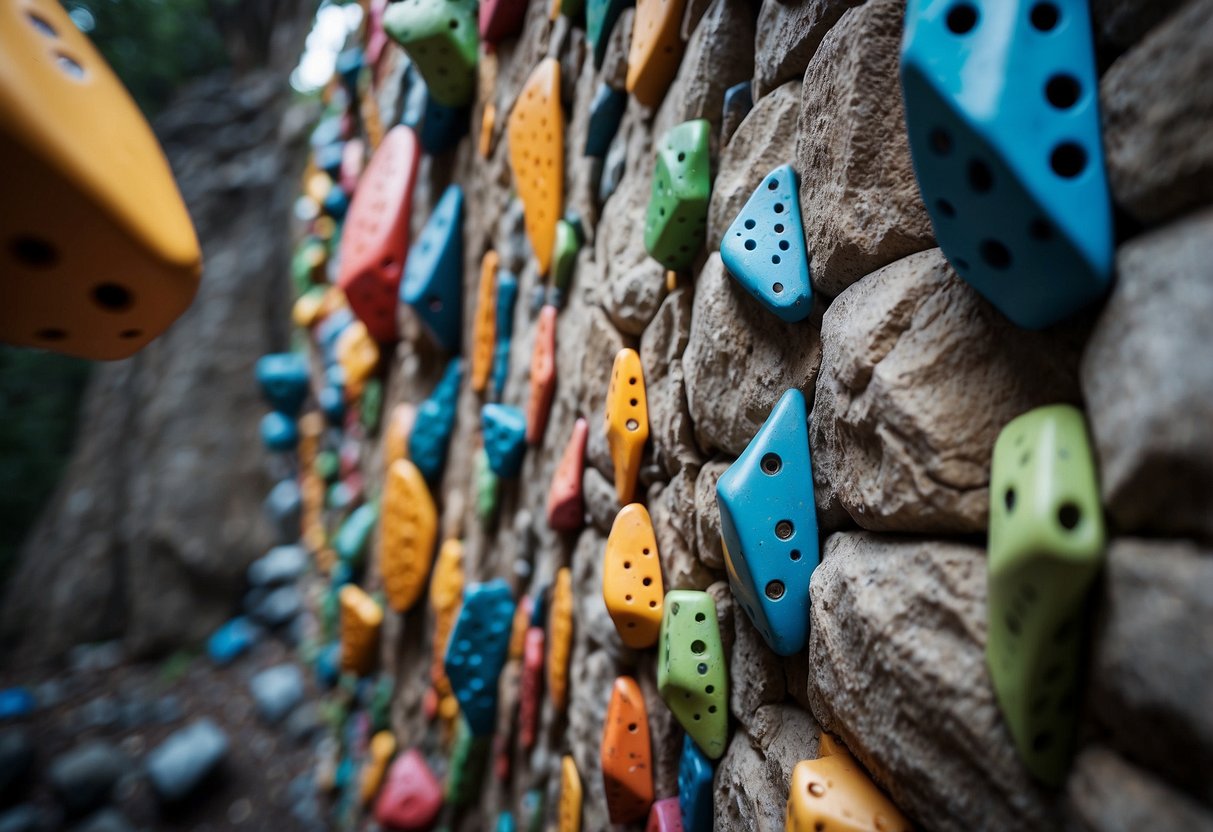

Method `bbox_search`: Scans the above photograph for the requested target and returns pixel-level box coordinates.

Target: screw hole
[765,580,785,600]
[1045,74,1081,109]
[773,203,785,214]
[767,179,778,190]
[1004,488,1016,512]
[1058,502,1081,530]
[946,3,979,34]
[92,283,134,312]
[775,520,793,540]
[56,53,86,80]
[790,549,801,562]
[1030,2,1060,31]
[27,12,57,37]
[10,236,58,268]
[929,128,952,155]
[779,240,790,250]
[980,239,1012,270]
[120,329,142,339]
[690,639,706,654]
[744,219,756,230]
[744,239,756,251]
[1050,142,1087,178]
[771,254,781,265]
[968,159,994,193]
[694,612,705,622]
[773,223,784,233]
[761,453,782,475]
[773,282,784,293]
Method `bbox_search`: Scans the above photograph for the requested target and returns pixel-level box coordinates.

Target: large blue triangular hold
[719,165,812,323]
[678,735,713,832]
[481,404,527,478]
[444,580,515,736]
[408,358,462,484]
[401,184,463,352]
[715,388,819,656]
[901,0,1112,329]
[255,353,309,417]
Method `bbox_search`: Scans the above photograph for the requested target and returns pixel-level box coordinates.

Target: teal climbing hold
[383,0,479,107]
[260,411,298,452]
[585,82,627,158]
[645,120,712,271]
[444,580,516,736]
[334,502,379,570]
[481,404,527,478]
[496,812,516,832]
[720,165,812,323]
[490,270,519,400]
[255,353,309,417]
[408,359,463,484]
[678,734,713,832]
[420,92,470,155]
[401,184,463,353]
[587,0,633,69]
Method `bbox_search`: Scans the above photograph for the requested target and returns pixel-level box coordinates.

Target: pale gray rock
[728,606,787,736]
[714,704,820,831]
[640,286,701,478]
[754,0,864,98]
[649,473,716,590]
[1065,746,1213,832]
[1092,0,1194,53]
[250,664,304,724]
[146,719,229,803]
[48,742,127,816]
[593,169,668,337]
[693,458,730,571]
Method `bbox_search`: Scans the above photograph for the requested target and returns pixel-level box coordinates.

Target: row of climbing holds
[786,733,911,832]
[547,418,588,531]
[658,590,727,759]
[526,305,558,443]
[408,358,462,483]
[401,183,463,353]
[645,120,711,271]
[444,579,515,736]
[604,503,665,649]
[379,458,438,612]
[383,0,478,107]
[508,58,564,276]
[605,348,649,504]
[601,675,654,824]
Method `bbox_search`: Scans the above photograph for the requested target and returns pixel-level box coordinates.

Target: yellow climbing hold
[507,58,564,276]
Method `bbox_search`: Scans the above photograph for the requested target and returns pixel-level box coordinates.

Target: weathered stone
[639,287,701,478]
[1101,0,1213,225]
[796,0,934,297]
[707,81,800,250]
[812,248,1081,534]
[714,704,820,831]
[568,527,619,656]
[48,741,127,816]
[648,473,715,590]
[555,301,627,486]
[754,0,863,98]
[1081,210,1213,541]
[145,718,230,803]
[1091,539,1213,804]
[684,254,821,458]
[247,544,309,587]
[809,532,1060,831]
[1092,0,1194,54]
[593,171,667,337]
[1065,746,1213,832]
[565,642,615,832]
[729,604,786,736]
[582,466,619,535]
[692,458,729,571]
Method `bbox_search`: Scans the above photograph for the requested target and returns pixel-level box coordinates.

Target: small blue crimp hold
[260,411,299,452]
[490,270,519,399]
[317,307,354,364]
[401,184,464,353]
[678,734,714,832]
[315,141,344,178]
[0,688,36,720]
[496,811,516,832]
[721,81,753,139]
[409,358,463,485]
[322,185,350,220]
[399,63,429,130]
[255,353,310,417]
[330,561,354,589]
[207,616,260,665]
[311,115,342,149]
[420,94,470,155]
[716,388,820,656]
[481,404,527,478]
[585,82,627,158]
[319,385,345,426]
[901,0,1113,329]
[444,580,516,736]
[315,641,342,688]
[334,502,378,570]
[720,164,812,323]
[336,47,363,98]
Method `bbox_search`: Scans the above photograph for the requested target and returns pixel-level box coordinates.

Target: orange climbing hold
[507,58,564,276]
[292,290,326,329]
[340,584,383,676]
[479,103,496,159]
[527,304,558,444]
[625,0,686,109]
[335,319,380,399]
[786,746,912,832]
[383,403,417,473]
[819,732,850,759]
[605,348,650,504]
[471,250,500,393]
[0,0,202,361]
[429,536,464,727]
[547,567,574,710]
[603,504,664,649]
[360,730,397,806]
[379,459,438,612]
[559,755,583,832]
[510,595,533,661]
[601,676,654,824]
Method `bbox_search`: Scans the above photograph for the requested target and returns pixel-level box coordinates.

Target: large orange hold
[1,0,201,360]
[605,348,650,504]
[340,584,383,676]
[526,304,558,444]
[336,125,421,343]
[626,0,686,109]
[547,567,574,710]
[470,250,500,393]
[547,418,588,531]
[601,676,654,824]
[603,503,664,649]
[786,744,912,832]
[379,459,438,612]
[507,59,563,276]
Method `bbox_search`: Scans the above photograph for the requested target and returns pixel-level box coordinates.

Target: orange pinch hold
[601,676,654,824]
[547,417,588,531]
[604,348,650,504]
[547,567,574,710]
[470,250,500,394]
[625,0,687,109]
[383,403,417,473]
[507,59,564,276]
[379,459,439,613]
[526,304,558,444]
[479,103,496,159]
[340,584,383,676]
[603,503,664,649]
[786,754,913,832]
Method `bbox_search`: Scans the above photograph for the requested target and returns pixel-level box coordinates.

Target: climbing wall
[263,0,1213,829]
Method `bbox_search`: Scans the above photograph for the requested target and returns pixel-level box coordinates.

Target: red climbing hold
[374,748,442,830]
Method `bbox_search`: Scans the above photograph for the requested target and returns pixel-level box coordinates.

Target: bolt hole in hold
[744,219,756,230]
[968,158,994,193]
[1030,2,1060,31]
[765,580,785,600]
[1051,142,1087,178]
[744,239,756,251]
[625,418,639,431]
[767,179,779,191]
[773,203,785,214]
[774,223,784,233]
[56,53,85,80]
[10,236,58,268]
[628,722,638,733]
[1045,74,1081,109]
[772,255,782,265]
[946,3,979,34]
[761,452,782,475]
[775,520,794,540]
[691,639,707,654]
[677,152,686,162]
[36,328,66,341]
[92,283,133,312]
[1029,218,1054,240]
[980,239,1012,269]
[1057,502,1081,530]
[27,12,57,36]
[790,549,802,562]
[808,781,826,797]
[121,329,142,339]
[929,127,952,155]
[1004,488,1016,512]
[642,577,652,587]
[937,198,956,217]
[694,612,705,622]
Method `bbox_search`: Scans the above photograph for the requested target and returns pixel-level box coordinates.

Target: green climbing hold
[645,120,711,271]
[446,718,491,805]
[384,0,479,107]
[361,378,383,434]
[334,502,379,569]
[657,589,728,760]
[551,215,584,303]
[315,450,340,483]
[987,404,1105,786]
[474,446,499,525]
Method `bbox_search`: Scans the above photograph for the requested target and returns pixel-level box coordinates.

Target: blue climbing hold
[585,83,627,158]
[319,385,345,426]
[260,411,299,452]
[420,94,470,155]
[207,617,260,665]
[490,271,519,400]
[334,502,378,570]
[715,388,819,656]
[587,0,633,69]
[316,642,342,688]
[408,359,463,484]
[720,165,812,323]
[322,185,350,220]
[721,81,753,140]
[0,688,35,720]
[315,141,344,178]
[444,580,516,736]
[335,47,363,99]
[316,307,354,366]
[401,184,464,353]
[678,734,714,832]
[901,0,1112,329]
[481,404,527,478]
[398,63,429,131]
[496,811,516,832]
[255,353,310,417]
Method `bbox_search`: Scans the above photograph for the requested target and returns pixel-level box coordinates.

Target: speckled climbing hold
[473,446,500,523]
[559,755,582,832]
[626,0,686,108]
[374,748,442,830]
[720,165,812,322]
[408,359,462,484]
[335,319,380,400]
[605,348,650,504]
[678,734,712,832]
[379,459,438,612]
[359,731,396,806]
[526,306,557,444]
[337,125,421,343]
[603,503,664,649]
[507,58,564,276]
[335,502,379,569]
[420,94,469,155]
[518,626,545,750]
[339,584,382,676]
[721,81,753,144]
[446,718,490,805]
[444,580,515,736]
[601,676,654,824]
[547,567,574,710]
[482,404,528,478]
[645,120,711,271]
[587,0,633,69]
[256,353,309,417]
[550,217,583,305]
[471,250,500,393]
[383,0,478,107]
[490,271,519,400]
[586,83,626,159]
[260,412,298,452]
[546,418,588,531]
[786,751,911,832]
[646,797,682,831]
[901,0,1112,329]
[657,590,727,759]
[987,404,1105,785]
[479,0,526,44]
[401,184,463,353]
[479,103,496,159]
[716,388,819,656]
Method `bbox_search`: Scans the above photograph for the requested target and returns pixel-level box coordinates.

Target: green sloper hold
[335,502,379,569]
[645,120,712,271]
[473,447,499,525]
[383,0,478,107]
[551,215,584,302]
[987,404,1106,786]
[657,590,728,759]
[446,718,491,805]
[361,378,383,434]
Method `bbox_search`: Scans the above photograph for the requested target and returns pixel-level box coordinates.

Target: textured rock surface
[811,248,1081,534]
[714,705,820,831]
[1091,0,1192,51]
[639,287,700,479]
[1081,210,1213,542]
[692,458,730,571]
[1101,0,1213,225]
[1065,746,1213,832]
[753,0,863,97]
